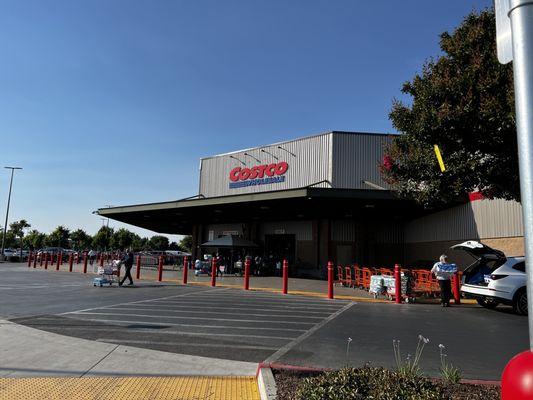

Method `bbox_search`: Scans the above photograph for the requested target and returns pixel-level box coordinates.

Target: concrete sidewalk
[0,319,258,377]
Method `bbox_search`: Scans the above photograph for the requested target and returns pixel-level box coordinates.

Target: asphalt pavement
[1,262,528,380]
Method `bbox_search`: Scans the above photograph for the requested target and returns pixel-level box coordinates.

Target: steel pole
[1,169,15,259]
[510,0,533,349]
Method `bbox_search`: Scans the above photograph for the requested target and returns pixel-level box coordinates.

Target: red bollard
[33,253,37,268]
[83,252,88,273]
[100,254,104,267]
[56,252,62,270]
[40,253,44,268]
[157,255,164,282]
[502,350,533,399]
[68,254,73,272]
[75,252,79,264]
[182,256,188,285]
[453,271,461,304]
[244,258,250,290]
[282,259,288,294]
[327,261,334,299]
[394,264,402,304]
[27,252,32,267]
[44,253,49,269]
[136,255,141,280]
[211,257,217,287]
[50,253,54,266]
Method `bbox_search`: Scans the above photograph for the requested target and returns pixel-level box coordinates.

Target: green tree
[132,236,148,251]
[9,220,31,250]
[0,231,17,248]
[69,229,92,250]
[110,228,138,250]
[179,235,193,252]
[148,235,169,250]
[46,226,71,248]
[23,230,46,250]
[381,10,516,208]
[92,226,114,251]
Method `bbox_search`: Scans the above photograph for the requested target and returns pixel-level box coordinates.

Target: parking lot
[1,263,529,380]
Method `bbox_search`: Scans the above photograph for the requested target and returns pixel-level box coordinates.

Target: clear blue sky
[0,0,492,239]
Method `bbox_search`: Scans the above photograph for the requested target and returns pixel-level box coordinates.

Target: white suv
[454,241,527,315]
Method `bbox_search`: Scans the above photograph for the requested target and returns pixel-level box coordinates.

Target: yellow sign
[434,145,446,172]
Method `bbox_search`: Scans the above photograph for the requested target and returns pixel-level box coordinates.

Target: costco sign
[229,162,289,189]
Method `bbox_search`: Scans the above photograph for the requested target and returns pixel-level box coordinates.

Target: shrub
[295,367,444,400]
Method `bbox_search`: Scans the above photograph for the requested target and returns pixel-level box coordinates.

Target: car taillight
[490,274,508,280]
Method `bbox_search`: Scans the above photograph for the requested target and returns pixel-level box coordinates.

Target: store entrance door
[264,234,296,266]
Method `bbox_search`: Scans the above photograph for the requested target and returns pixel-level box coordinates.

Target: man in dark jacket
[119,248,135,286]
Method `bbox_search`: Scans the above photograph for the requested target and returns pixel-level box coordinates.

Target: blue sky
[0,0,492,239]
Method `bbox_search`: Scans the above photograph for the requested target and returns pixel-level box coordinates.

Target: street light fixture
[1,167,22,261]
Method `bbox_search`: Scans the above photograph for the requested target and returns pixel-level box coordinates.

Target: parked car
[455,240,527,315]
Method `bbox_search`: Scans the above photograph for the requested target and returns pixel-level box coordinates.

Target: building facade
[99,131,524,276]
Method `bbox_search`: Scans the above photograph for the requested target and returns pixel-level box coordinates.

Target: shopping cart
[93,260,121,287]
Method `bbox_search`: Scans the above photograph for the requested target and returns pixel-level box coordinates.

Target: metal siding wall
[332,220,357,241]
[331,133,392,189]
[260,221,313,241]
[405,199,523,243]
[199,134,332,198]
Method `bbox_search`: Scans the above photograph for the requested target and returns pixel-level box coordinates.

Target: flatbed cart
[93,260,121,287]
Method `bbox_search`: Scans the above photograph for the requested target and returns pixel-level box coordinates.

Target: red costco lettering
[229,167,241,182]
[228,162,289,181]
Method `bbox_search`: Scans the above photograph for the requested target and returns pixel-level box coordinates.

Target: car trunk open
[451,241,506,286]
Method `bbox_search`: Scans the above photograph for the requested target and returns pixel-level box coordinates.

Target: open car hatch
[450,240,506,260]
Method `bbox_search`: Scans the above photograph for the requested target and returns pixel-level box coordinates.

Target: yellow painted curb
[0,376,260,400]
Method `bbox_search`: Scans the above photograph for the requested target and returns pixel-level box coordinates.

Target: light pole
[1,167,22,261]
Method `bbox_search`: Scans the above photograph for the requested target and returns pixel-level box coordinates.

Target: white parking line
[97,339,279,351]
[264,302,356,363]
[122,303,334,315]
[62,317,307,332]
[60,287,226,315]
[147,300,341,311]
[103,307,325,320]
[69,312,317,325]
[49,326,296,341]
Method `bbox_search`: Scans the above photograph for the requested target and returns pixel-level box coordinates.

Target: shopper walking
[119,248,134,286]
[431,254,456,307]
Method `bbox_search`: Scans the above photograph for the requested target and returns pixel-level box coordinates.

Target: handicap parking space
[12,287,351,362]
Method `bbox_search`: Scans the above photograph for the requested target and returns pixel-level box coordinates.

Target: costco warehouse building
[98,131,525,276]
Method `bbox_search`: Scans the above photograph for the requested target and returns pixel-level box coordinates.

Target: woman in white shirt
[431,254,453,307]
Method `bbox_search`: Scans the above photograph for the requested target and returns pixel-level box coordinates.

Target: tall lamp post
[1,167,22,261]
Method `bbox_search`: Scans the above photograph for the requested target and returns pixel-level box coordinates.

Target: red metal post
[68,254,73,272]
[282,259,288,294]
[33,253,37,268]
[182,256,188,284]
[50,253,54,266]
[328,261,334,299]
[83,252,88,273]
[44,253,49,269]
[56,252,61,270]
[394,264,402,304]
[157,255,164,282]
[27,252,32,267]
[40,252,44,267]
[211,257,217,287]
[244,258,250,290]
[136,255,141,280]
[453,271,461,304]
[75,252,79,264]
[100,254,104,267]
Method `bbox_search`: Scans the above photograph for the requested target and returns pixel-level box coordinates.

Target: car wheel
[513,288,528,316]
[476,297,499,309]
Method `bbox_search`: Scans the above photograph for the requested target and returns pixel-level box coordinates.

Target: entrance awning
[96,187,423,235]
